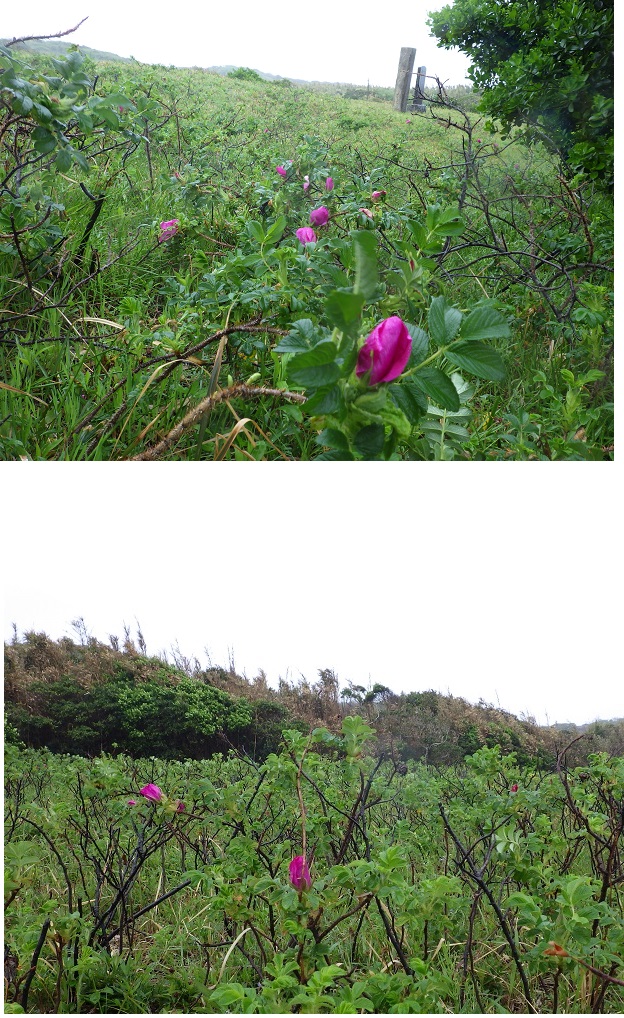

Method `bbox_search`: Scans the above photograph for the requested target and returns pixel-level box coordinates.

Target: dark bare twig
[5,18,88,48]
[20,918,51,1011]
[439,804,536,1012]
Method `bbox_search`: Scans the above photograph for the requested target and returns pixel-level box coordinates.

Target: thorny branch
[130,384,306,461]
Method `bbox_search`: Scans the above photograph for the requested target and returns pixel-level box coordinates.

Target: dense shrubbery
[5,631,624,765]
[4,732,624,1013]
[428,0,614,185]
[0,37,613,459]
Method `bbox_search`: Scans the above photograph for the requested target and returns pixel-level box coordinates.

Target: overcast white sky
[1,0,472,87]
[2,467,620,728]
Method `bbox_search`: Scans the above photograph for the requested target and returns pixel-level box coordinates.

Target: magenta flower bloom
[158,219,179,243]
[139,783,163,802]
[276,165,288,177]
[356,317,412,385]
[309,206,329,227]
[127,799,137,805]
[289,855,312,892]
[325,176,334,191]
[510,784,519,793]
[296,227,317,244]
[371,189,386,202]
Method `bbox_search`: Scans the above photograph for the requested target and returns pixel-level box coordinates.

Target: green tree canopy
[428,0,613,185]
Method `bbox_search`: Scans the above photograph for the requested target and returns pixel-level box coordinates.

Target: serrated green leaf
[103,93,134,107]
[315,448,354,460]
[97,106,120,129]
[12,93,33,115]
[316,428,350,451]
[428,297,463,346]
[32,127,56,154]
[425,205,442,231]
[301,384,344,415]
[264,215,287,246]
[445,341,505,381]
[245,220,265,244]
[325,289,364,334]
[406,220,428,249]
[55,147,73,172]
[406,324,429,365]
[436,207,465,236]
[353,230,378,300]
[389,381,428,424]
[353,423,385,458]
[72,150,90,173]
[460,306,511,342]
[288,342,341,388]
[275,319,325,353]
[411,367,460,411]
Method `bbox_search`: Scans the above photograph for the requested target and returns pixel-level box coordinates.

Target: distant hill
[551,718,624,732]
[0,38,134,63]
[5,631,624,764]
[0,39,389,93]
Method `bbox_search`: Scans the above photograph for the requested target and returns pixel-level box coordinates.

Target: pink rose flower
[325,176,334,191]
[158,219,179,243]
[176,800,186,812]
[309,206,329,227]
[276,165,287,177]
[356,316,412,385]
[127,799,137,805]
[371,190,386,202]
[139,783,162,802]
[359,208,374,219]
[289,855,312,892]
[510,784,519,793]
[303,175,310,191]
[296,227,317,244]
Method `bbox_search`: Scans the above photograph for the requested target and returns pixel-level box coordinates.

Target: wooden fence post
[411,66,427,112]
[393,47,416,112]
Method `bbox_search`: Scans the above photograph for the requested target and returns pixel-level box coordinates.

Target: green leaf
[275,319,326,353]
[264,215,287,246]
[288,342,341,388]
[436,207,465,236]
[32,126,57,154]
[425,205,442,231]
[353,423,385,458]
[316,428,350,451]
[103,93,134,108]
[97,106,120,129]
[325,289,364,334]
[406,220,428,250]
[406,324,429,365]
[304,384,345,415]
[445,341,505,381]
[315,448,354,460]
[352,230,378,300]
[245,220,265,244]
[72,150,90,173]
[460,306,511,342]
[55,147,73,172]
[411,367,460,411]
[11,93,33,115]
[32,102,53,123]
[389,382,426,425]
[428,296,462,346]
